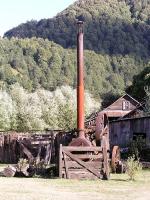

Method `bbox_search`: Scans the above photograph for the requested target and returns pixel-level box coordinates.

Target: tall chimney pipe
[69,21,91,146]
[77,21,85,138]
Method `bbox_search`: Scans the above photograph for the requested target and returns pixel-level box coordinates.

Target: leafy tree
[0,91,17,130]
[57,102,76,130]
[126,65,150,101]
[10,84,46,131]
[144,86,150,115]
[0,84,100,131]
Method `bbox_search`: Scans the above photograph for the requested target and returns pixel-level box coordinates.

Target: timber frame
[59,144,110,180]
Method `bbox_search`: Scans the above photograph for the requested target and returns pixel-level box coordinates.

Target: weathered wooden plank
[0,135,4,162]
[64,154,103,160]
[44,143,52,165]
[63,150,100,178]
[62,146,102,152]
[31,141,50,145]
[62,161,103,169]
[59,144,62,178]
[62,170,101,180]
[35,144,42,164]
[102,137,110,180]
[63,152,69,179]
[17,141,34,162]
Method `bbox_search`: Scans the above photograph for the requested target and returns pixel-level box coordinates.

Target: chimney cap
[77,20,84,25]
[77,20,84,33]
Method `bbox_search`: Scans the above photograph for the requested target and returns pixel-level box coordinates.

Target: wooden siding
[109,116,150,147]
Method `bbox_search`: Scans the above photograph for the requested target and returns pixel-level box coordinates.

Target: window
[122,101,130,110]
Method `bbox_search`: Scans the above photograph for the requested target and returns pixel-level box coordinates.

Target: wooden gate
[59,145,110,180]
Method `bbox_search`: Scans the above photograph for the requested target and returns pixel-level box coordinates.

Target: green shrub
[128,136,146,159]
[126,155,142,181]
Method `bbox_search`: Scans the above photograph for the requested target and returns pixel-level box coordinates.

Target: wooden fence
[0,130,74,164]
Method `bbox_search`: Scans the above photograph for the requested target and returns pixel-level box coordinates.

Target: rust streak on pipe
[77,21,85,138]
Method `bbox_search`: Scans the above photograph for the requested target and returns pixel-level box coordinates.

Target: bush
[126,155,142,181]
[128,136,146,159]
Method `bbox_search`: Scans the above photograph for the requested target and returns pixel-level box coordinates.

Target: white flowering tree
[51,86,101,130]
[0,91,17,130]
[10,84,46,131]
[36,89,59,129]
[0,84,101,131]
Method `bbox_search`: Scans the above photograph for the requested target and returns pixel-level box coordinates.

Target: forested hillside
[1,0,150,102]
[4,0,150,57]
[0,37,147,99]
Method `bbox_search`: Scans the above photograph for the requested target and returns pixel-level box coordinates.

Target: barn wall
[109,116,150,148]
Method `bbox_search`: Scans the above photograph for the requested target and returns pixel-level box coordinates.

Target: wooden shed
[85,93,142,130]
[100,93,142,121]
[109,116,150,148]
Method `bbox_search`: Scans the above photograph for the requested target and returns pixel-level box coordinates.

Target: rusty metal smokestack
[77,21,85,138]
[69,21,91,146]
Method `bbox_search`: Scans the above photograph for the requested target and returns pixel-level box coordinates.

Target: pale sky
[0,0,77,36]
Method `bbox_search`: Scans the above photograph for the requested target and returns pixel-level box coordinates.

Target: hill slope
[0,37,147,98]
[4,0,150,57]
[2,0,150,101]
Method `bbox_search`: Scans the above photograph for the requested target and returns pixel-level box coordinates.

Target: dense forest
[1,0,150,103]
[0,37,147,100]
[4,0,150,57]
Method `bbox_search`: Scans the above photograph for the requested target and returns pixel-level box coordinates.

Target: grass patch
[0,169,149,200]
[0,164,8,170]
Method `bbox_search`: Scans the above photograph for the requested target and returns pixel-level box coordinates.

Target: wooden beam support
[59,144,62,178]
